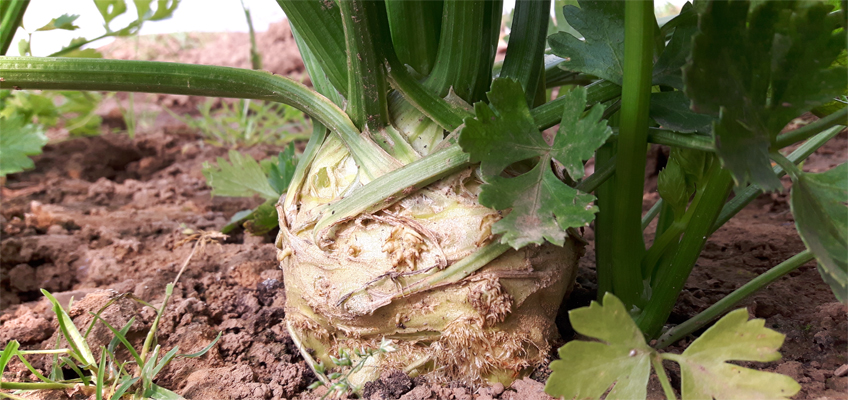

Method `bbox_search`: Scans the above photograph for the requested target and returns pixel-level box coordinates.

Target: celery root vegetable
[276,150,583,384]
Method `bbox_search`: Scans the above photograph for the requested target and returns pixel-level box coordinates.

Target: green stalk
[470,0,503,103]
[594,141,617,299]
[641,199,662,231]
[646,129,715,152]
[500,0,550,105]
[386,63,472,131]
[656,250,814,348]
[291,25,341,105]
[575,155,616,194]
[652,355,678,400]
[275,0,347,96]
[283,25,333,219]
[0,382,76,390]
[532,80,622,129]
[636,162,733,336]
[655,196,676,238]
[609,0,655,308]
[312,145,469,242]
[0,57,400,179]
[384,0,442,76]
[424,0,493,102]
[339,0,389,131]
[774,108,847,149]
[769,152,802,179]
[241,0,263,70]
[711,125,844,233]
[0,0,28,55]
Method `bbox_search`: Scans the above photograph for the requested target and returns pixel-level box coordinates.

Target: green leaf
[40,289,97,367]
[96,0,128,27]
[62,48,102,58]
[0,116,48,176]
[459,79,607,248]
[17,37,29,56]
[135,0,178,21]
[790,163,848,303]
[545,293,652,400]
[671,309,801,399]
[145,383,185,400]
[1,340,20,377]
[555,88,616,180]
[135,0,153,19]
[551,0,581,39]
[652,2,697,90]
[96,348,106,400]
[178,331,221,358]
[110,376,140,400]
[202,150,280,200]
[657,159,689,221]
[36,14,80,31]
[221,209,253,234]
[54,38,103,59]
[548,0,625,85]
[670,147,709,190]
[243,199,279,236]
[684,1,847,191]
[649,91,714,134]
[264,144,297,195]
[58,91,103,135]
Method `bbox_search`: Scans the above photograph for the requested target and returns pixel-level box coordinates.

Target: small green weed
[0,231,225,400]
[293,334,397,400]
[169,99,309,148]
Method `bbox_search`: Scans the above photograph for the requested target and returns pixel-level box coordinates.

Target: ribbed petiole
[656,250,814,348]
[774,108,847,149]
[500,0,551,105]
[609,0,655,308]
[384,0,442,76]
[424,0,501,103]
[0,57,401,180]
[275,0,347,96]
[531,80,622,130]
[339,0,390,131]
[636,161,733,337]
[312,145,470,242]
[0,0,28,55]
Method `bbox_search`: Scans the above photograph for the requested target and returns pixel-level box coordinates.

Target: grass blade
[178,332,221,358]
[0,340,20,376]
[15,352,52,382]
[145,383,185,400]
[41,289,96,367]
[60,356,89,386]
[110,376,139,400]
[150,346,179,379]
[141,345,160,393]
[96,348,106,400]
[106,316,136,356]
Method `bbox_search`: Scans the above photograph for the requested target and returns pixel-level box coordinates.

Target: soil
[2,21,847,400]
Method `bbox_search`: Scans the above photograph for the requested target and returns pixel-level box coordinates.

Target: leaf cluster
[459,78,612,248]
[202,146,298,236]
[546,294,801,400]
[685,0,847,191]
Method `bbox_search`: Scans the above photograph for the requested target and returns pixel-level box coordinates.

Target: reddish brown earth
[1,22,847,400]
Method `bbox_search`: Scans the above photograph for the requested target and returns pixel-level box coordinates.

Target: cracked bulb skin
[275,139,583,385]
